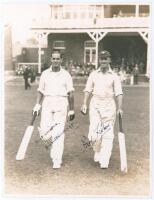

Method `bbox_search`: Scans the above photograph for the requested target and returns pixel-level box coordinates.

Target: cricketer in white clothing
[81,50,123,169]
[32,50,75,169]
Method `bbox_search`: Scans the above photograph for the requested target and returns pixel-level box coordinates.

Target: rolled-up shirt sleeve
[114,74,123,96]
[37,73,45,94]
[84,73,94,93]
[66,73,74,93]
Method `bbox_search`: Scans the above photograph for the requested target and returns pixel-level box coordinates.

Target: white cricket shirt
[84,68,123,98]
[38,67,74,97]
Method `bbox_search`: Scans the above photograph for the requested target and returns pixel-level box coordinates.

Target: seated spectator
[117,10,124,17]
[113,14,117,18]
[126,65,131,74]
[113,66,119,74]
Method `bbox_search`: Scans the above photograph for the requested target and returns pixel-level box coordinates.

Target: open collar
[97,66,113,74]
[49,66,62,72]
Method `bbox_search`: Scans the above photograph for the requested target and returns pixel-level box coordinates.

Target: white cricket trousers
[40,96,68,164]
[88,96,116,167]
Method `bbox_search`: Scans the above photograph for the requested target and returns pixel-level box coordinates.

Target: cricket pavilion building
[21,3,151,77]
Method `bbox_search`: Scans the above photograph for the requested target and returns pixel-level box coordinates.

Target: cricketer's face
[51,52,62,68]
[99,57,111,70]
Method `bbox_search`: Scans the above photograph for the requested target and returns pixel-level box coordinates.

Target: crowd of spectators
[61,60,95,77]
[14,57,146,85]
[112,61,143,84]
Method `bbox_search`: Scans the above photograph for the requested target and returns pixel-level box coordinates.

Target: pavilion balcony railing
[31,17,150,30]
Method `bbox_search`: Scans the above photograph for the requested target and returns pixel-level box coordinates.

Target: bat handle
[119,113,123,133]
[30,112,37,126]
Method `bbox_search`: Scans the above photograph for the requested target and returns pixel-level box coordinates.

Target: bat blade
[118,113,128,173]
[16,112,37,160]
[118,132,128,173]
[16,125,34,160]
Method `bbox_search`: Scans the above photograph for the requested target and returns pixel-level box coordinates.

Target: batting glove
[32,103,41,116]
[81,104,87,115]
[68,110,75,121]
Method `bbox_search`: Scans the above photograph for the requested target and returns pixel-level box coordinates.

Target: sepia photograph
[1,1,152,198]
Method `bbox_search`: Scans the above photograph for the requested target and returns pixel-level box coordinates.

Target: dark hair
[51,49,63,58]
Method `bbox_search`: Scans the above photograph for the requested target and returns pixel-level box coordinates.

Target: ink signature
[43,131,64,150]
[95,121,111,135]
[81,121,111,152]
[51,132,64,144]
[81,136,101,152]
[40,123,62,149]
[43,123,60,137]
[81,136,92,152]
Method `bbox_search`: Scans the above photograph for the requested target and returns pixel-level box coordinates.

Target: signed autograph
[40,123,62,149]
[51,132,64,144]
[81,136,101,152]
[43,131,64,150]
[81,136,92,152]
[43,123,60,138]
[95,120,111,135]
[81,120,112,152]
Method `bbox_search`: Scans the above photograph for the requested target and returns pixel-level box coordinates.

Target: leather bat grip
[119,113,123,133]
[30,112,37,126]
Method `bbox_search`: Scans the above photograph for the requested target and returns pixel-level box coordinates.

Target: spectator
[126,65,131,74]
[139,62,144,74]
[30,67,36,83]
[119,67,126,84]
[117,10,124,17]
[69,60,76,76]
[132,64,139,85]
[93,14,98,24]
[113,66,119,75]
[23,66,31,90]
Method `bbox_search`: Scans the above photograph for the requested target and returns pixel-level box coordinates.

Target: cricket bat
[16,112,37,160]
[118,113,128,173]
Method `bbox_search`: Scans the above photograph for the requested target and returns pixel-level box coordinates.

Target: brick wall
[15,33,147,73]
[48,33,90,65]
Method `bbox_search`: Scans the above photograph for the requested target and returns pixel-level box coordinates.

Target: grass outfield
[4,83,150,197]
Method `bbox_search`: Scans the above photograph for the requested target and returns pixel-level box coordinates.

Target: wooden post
[135,4,139,17]
[96,39,98,69]
[146,36,150,78]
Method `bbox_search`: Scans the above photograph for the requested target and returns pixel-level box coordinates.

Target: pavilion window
[53,41,66,50]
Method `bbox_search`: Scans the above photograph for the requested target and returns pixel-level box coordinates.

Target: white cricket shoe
[94,153,99,162]
[53,163,61,169]
[100,164,108,169]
